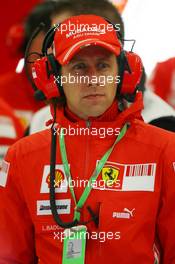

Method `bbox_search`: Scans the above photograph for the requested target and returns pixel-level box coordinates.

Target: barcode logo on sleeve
[0,160,10,187]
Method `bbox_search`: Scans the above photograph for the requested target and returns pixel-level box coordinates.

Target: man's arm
[0,145,36,263]
[157,136,175,263]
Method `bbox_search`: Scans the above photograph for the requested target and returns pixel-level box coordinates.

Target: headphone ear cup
[47,54,64,96]
[120,51,143,96]
[32,56,60,99]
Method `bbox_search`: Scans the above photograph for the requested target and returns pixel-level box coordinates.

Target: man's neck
[65,101,119,122]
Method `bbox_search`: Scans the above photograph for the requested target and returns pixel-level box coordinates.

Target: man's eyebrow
[69,57,85,64]
[96,56,112,61]
[69,55,112,64]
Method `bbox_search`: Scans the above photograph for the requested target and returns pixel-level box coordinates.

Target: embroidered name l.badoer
[0,160,10,187]
[37,199,71,215]
[40,164,69,193]
[93,161,156,192]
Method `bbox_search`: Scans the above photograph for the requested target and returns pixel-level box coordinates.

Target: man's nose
[86,66,100,86]
[87,65,99,77]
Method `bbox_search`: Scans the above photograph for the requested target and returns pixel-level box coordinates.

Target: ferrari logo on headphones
[46,169,64,188]
[102,166,120,186]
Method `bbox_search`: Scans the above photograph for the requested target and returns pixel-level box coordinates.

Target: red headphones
[28,18,143,102]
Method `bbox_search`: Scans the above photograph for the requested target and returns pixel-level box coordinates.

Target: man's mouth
[83,93,105,99]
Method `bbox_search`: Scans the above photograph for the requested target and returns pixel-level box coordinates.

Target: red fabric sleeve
[156,136,175,263]
[0,146,36,263]
[0,98,24,139]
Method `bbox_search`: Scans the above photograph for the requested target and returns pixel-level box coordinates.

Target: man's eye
[72,63,86,70]
[97,62,110,70]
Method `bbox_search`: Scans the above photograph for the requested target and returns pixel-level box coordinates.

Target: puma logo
[123,208,135,217]
[113,208,135,219]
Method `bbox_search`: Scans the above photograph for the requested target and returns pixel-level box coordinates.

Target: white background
[122,0,175,76]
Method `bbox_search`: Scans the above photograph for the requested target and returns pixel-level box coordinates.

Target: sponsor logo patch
[113,208,135,219]
[93,161,156,192]
[40,164,68,193]
[0,160,10,187]
[37,199,71,215]
[46,169,64,188]
[102,166,120,187]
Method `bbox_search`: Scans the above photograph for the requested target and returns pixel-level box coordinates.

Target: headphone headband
[42,25,59,55]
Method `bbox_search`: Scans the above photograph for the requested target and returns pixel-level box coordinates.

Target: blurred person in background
[139,69,175,132]
[0,1,63,128]
[0,1,61,162]
[0,0,40,163]
[148,57,175,110]
[0,0,40,74]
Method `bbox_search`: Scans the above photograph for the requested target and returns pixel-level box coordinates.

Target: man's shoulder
[132,119,175,149]
[7,129,51,159]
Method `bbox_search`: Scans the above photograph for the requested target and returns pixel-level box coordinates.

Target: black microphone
[87,206,99,228]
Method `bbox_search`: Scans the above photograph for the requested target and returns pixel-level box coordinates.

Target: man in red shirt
[0,14,175,264]
[148,57,175,109]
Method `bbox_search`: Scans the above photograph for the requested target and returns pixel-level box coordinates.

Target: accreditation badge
[62,225,87,264]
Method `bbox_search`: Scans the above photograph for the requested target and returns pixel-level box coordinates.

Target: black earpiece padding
[116,51,127,95]
[47,54,64,97]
